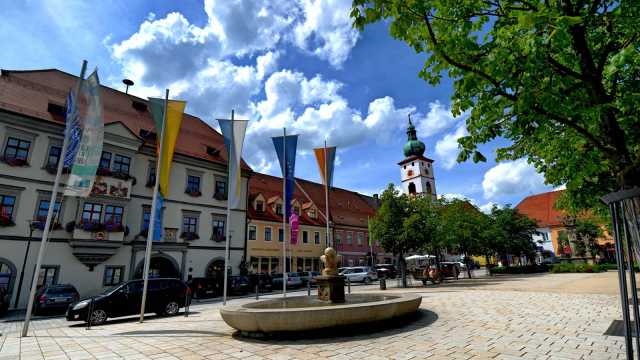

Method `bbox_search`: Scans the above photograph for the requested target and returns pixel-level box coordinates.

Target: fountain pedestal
[316,275,345,303]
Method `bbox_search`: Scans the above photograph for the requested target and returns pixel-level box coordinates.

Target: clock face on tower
[407,169,414,177]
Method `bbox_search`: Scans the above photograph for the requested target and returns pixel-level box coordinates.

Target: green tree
[437,199,488,278]
[369,184,420,287]
[487,206,538,265]
[575,217,604,261]
[352,1,640,211]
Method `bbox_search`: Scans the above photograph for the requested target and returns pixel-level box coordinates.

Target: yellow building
[247,173,327,273]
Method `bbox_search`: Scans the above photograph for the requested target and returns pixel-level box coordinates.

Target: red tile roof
[248,172,375,228]
[515,190,565,227]
[248,173,325,227]
[0,68,250,170]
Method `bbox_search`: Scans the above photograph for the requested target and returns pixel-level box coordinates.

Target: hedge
[489,264,549,275]
[549,263,606,273]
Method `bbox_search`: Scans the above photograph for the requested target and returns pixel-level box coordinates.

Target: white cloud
[554,184,567,191]
[416,100,464,138]
[435,124,467,170]
[244,70,422,172]
[479,202,500,214]
[482,159,546,199]
[439,193,471,202]
[293,0,359,68]
[203,0,294,56]
[256,51,280,80]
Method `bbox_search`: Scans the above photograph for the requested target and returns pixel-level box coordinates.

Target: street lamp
[14,220,37,308]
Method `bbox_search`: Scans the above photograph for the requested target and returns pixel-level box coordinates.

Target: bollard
[307,279,311,296]
[255,283,259,300]
[86,297,94,330]
[185,291,191,317]
[347,277,351,294]
[380,277,386,290]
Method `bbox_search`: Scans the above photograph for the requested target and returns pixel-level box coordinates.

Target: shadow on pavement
[232,308,438,344]
[67,311,200,328]
[114,329,229,337]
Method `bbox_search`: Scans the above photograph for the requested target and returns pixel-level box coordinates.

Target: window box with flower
[79,221,105,232]
[0,155,29,167]
[32,219,62,231]
[180,232,200,241]
[185,188,202,197]
[0,214,15,227]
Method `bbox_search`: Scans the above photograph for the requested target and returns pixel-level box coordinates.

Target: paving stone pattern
[0,275,631,359]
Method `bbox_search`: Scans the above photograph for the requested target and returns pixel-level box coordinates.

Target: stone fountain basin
[220,293,422,334]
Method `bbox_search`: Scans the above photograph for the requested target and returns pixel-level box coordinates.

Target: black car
[247,273,272,292]
[375,264,397,279]
[66,278,191,325]
[188,277,221,299]
[228,275,250,295]
[34,284,79,315]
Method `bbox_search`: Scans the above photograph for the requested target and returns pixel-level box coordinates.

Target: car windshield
[341,269,353,274]
[100,284,122,295]
[46,287,74,295]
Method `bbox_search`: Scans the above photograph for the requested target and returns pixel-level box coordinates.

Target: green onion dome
[403,115,425,157]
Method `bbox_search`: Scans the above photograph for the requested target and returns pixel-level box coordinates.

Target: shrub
[489,264,549,275]
[550,263,605,273]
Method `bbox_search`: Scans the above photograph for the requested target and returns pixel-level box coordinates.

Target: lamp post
[14,221,36,309]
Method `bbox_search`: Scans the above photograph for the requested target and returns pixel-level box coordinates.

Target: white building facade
[0,69,249,309]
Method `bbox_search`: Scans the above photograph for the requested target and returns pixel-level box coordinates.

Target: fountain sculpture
[220,247,422,336]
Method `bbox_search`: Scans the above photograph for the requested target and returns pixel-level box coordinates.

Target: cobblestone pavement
[0,273,630,359]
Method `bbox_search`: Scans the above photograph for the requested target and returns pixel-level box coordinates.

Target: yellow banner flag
[149,98,186,197]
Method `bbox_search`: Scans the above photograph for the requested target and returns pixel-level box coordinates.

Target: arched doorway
[205,258,225,278]
[408,182,416,195]
[0,257,16,304]
[135,255,180,279]
[426,182,432,194]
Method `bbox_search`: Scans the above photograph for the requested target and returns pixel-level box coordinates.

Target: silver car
[340,267,378,284]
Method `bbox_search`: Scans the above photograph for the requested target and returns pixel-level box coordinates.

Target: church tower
[398,115,436,199]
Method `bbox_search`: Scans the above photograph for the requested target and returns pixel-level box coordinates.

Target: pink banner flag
[290,212,299,244]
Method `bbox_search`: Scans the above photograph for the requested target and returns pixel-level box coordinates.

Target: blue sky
[0,0,555,210]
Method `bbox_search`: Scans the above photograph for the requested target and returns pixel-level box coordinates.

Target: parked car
[299,271,320,286]
[66,278,190,325]
[374,264,397,279]
[228,275,250,295]
[248,273,273,293]
[271,273,303,289]
[188,277,221,299]
[439,262,461,280]
[34,284,79,315]
[340,267,378,284]
[0,287,9,316]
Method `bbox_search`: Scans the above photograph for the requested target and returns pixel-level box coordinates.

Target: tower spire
[403,113,424,157]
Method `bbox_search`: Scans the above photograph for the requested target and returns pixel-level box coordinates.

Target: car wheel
[164,301,180,316]
[89,309,107,325]
[364,277,371,285]
[422,279,427,286]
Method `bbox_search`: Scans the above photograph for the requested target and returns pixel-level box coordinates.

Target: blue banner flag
[272,134,298,221]
[152,194,163,241]
[63,90,82,167]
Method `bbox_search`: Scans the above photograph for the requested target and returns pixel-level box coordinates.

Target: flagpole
[222,110,234,305]
[139,88,169,323]
[324,141,330,249]
[22,60,87,337]
[282,127,287,298]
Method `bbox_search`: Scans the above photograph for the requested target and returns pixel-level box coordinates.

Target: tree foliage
[371,186,539,273]
[351,0,640,210]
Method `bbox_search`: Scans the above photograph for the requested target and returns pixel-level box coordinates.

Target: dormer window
[256,200,264,213]
[275,203,283,215]
[309,208,316,219]
[294,206,301,216]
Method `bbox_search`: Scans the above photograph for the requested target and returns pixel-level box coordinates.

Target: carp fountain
[220,247,422,336]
